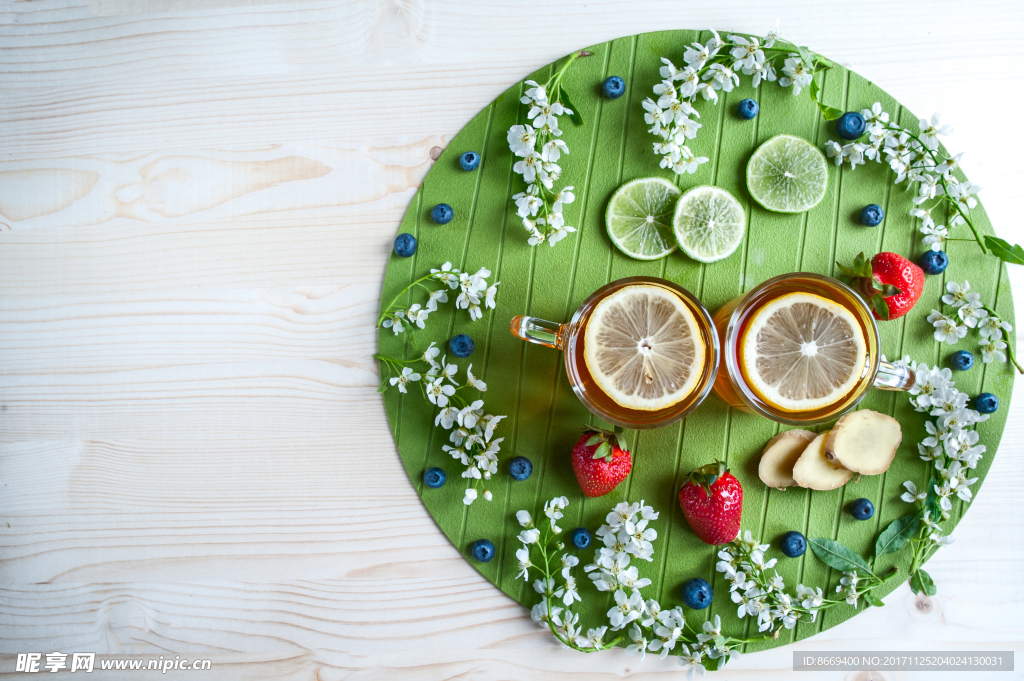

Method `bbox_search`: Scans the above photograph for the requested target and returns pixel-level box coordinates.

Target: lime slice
[746,134,828,213]
[583,284,705,411]
[605,177,681,260]
[739,292,867,412]
[671,185,746,263]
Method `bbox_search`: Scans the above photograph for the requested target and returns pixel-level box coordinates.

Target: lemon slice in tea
[583,284,705,411]
[605,177,681,260]
[739,292,867,412]
[745,134,829,213]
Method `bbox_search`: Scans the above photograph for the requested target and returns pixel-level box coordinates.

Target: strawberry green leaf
[875,511,922,557]
[868,294,890,320]
[592,441,611,461]
[585,434,603,447]
[879,284,901,297]
[984,235,1024,266]
[809,538,875,575]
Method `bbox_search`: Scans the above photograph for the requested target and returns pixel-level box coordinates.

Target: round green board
[378,29,1014,654]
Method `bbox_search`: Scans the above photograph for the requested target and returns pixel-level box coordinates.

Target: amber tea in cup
[509,276,720,429]
[712,272,915,426]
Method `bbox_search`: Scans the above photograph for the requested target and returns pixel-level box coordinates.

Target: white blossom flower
[677,644,707,680]
[946,180,981,214]
[463,487,477,505]
[575,626,607,649]
[778,55,812,95]
[515,546,532,581]
[942,280,973,308]
[861,102,890,126]
[465,364,487,391]
[919,113,952,150]
[531,601,562,626]
[825,140,844,166]
[625,623,648,661]
[683,42,711,69]
[425,378,455,407]
[507,124,537,156]
[901,480,928,504]
[932,315,968,345]
[431,262,460,289]
[728,35,764,71]
[516,509,533,528]
[607,588,645,630]
[921,223,948,252]
[388,366,421,393]
[958,301,988,328]
[980,339,1008,364]
[978,315,1012,340]
[704,63,739,92]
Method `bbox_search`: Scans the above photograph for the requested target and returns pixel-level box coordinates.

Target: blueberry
[779,530,807,558]
[918,250,949,275]
[737,98,759,120]
[423,467,446,488]
[950,350,975,372]
[681,578,713,610]
[835,111,866,140]
[448,333,475,358]
[508,456,533,481]
[602,76,626,99]
[431,203,454,224]
[569,527,592,550]
[470,538,495,562]
[393,233,417,258]
[460,151,480,171]
[850,498,875,521]
[860,204,884,227]
[974,392,999,414]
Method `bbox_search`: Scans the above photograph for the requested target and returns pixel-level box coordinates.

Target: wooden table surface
[2,1,1024,679]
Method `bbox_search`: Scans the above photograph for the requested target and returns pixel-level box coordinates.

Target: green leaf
[863,591,884,608]
[910,569,937,596]
[868,294,890,321]
[984,235,1024,266]
[809,538,875,575]
[879,284,901,297]
[809,78,820,102]
[817,102,844,121]
[924,475,942,517]
[558,86,585,127]
[585,434,603,447]
[796,45,814,67]
[592,441,611,460]
[875,511,922,557]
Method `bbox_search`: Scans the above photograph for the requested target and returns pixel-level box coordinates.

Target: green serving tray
[378,29,1014,655]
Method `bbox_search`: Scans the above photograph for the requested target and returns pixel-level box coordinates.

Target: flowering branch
[645,26,835,175]
[923,280,1021,373]
[513,498,905,675]
[507,51,591,248]
[377,262,505,504]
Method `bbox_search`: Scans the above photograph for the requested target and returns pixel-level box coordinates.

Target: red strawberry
[837,252,924,320]
[571,426,632,497]
[678,461,743,545]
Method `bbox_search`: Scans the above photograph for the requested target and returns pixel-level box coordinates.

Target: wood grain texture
[2,1,1024,680]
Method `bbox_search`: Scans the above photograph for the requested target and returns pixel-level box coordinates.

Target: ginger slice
[759,429,817,490]
[825,409,902,475]
[793,431,855,491]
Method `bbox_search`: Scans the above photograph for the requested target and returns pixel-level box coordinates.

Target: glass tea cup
[711,272,915,426]
[508,276,720,429]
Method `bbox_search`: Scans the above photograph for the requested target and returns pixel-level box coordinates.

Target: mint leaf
[863,592,884,608]
[984,235,1024,266]
[910,568,937,596]
[809,538,875,575]
[817,102,844,121]
[875,511,922,557]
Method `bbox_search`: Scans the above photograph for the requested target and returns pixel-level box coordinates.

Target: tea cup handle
[872,359,916,391]
[509,316,564,350]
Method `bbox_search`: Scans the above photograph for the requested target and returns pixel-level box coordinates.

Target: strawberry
[837,251,924,320]
[571,426,632,497]
[678,461,743,545]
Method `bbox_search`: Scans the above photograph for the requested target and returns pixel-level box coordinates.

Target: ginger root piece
[825,409,902,475]
[793,431,855,491]
[759,429,817,490]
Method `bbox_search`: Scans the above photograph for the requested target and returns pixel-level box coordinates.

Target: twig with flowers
[376,262,506,505]
[925,279,1021,373]
[508,51,591,248]
[876,357,992,594]
[644,26,839,175]
[825,101,1024,275]
[513,497,900,675]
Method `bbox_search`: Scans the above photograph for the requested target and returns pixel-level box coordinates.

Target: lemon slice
[583,284,705,411]
[740,292,867,412]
